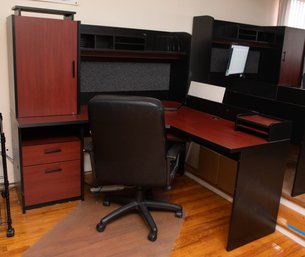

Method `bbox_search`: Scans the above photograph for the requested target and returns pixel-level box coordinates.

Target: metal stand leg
[0,113,14,237]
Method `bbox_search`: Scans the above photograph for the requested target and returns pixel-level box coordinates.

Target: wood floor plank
[1,175,305,257]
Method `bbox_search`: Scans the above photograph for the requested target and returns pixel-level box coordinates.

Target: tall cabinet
[278,27,305,87]
[7,6,83,212]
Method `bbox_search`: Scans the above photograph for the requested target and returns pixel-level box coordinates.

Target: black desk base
[227,140,288,250]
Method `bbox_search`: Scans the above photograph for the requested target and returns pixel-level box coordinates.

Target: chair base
[96,187,183,241]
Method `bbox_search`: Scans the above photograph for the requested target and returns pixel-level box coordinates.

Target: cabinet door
[14,16,78,117]
[279,27,305,87]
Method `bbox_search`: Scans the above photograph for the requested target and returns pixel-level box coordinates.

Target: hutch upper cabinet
[190,16,305,88]
[10,11,78,118]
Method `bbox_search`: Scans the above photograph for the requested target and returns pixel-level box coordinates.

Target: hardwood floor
[1,175,305,257]
[0,191,78,257]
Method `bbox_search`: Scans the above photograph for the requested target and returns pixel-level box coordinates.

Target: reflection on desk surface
[165,106,273,152]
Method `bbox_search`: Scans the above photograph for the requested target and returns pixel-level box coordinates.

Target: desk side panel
[227,140,289,250]
[10,115,25,212]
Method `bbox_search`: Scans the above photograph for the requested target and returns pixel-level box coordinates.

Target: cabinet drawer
[22,140,80,166]
[23,159,81,206]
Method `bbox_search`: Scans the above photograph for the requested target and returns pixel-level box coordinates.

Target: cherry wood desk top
[17,102,277,153]
[17,105,89,128]
[165,105,271,153]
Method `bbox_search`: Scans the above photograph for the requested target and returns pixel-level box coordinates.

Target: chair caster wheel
[148,231,157,242]
[7,228,15,237]
[96,223,106,232]
[103,200,110,206]
[175,210,183,218]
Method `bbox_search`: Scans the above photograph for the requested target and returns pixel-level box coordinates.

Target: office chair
[87,95,183,241]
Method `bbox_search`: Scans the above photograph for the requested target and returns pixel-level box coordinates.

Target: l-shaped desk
[14,101,289,251]
[163,102,289,250]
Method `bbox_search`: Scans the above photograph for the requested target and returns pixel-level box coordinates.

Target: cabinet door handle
[72,60,76,78]
[45,168,62,174]
[44,148,62,154]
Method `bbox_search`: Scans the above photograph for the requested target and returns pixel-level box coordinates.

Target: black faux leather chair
[87,95,183,241]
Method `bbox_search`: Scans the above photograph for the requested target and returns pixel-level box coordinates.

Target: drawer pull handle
[45,168,62,174]
[44,148,62,154]
[72,60,76,78]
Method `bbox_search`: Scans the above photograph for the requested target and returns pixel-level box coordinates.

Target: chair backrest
[88,95,168,187]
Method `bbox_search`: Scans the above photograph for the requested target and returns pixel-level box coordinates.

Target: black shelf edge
[212,38,276,48]
[80,49,185,60]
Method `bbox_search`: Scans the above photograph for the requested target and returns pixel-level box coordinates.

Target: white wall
[0,0,279,182]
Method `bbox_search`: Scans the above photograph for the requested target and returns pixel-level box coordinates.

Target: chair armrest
[167,143,182,161]
[166,143,184,190]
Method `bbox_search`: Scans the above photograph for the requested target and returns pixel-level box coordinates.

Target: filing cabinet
[7,7,83,212]
[22,137,81,207]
